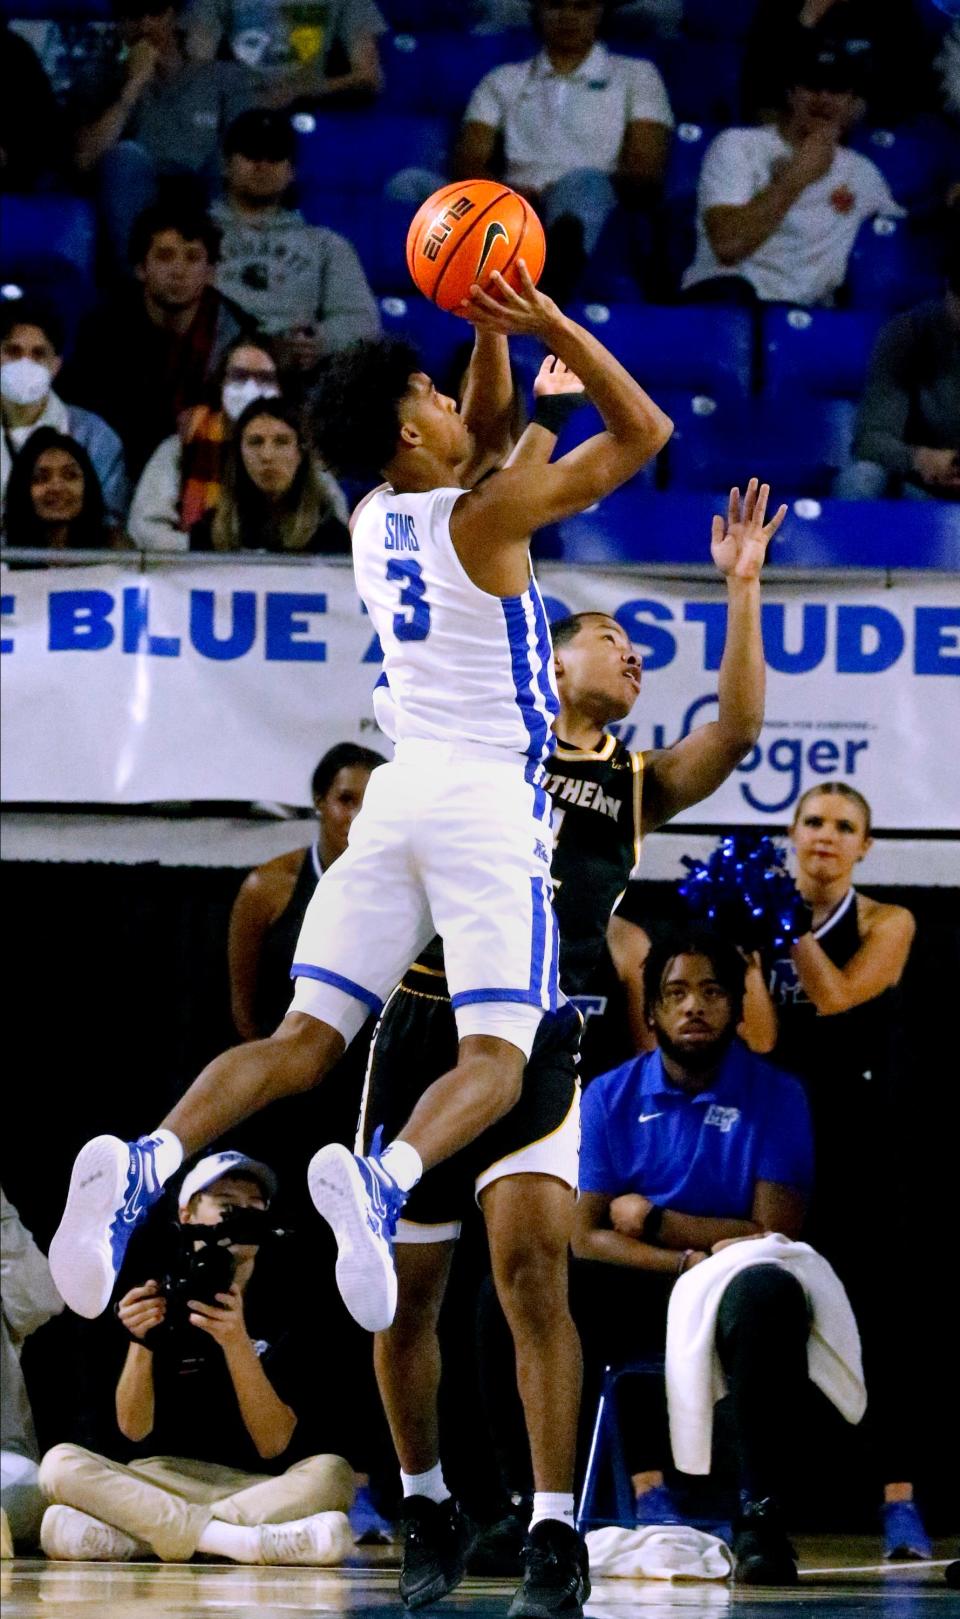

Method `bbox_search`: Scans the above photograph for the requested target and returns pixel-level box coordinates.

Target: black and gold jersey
[545,733,642,998]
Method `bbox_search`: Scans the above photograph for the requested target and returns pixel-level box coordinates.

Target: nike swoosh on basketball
[637,1112,663,1124]
[476,219,508,280]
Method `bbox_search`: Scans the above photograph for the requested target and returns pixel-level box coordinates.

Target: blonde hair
[791,781,872,836]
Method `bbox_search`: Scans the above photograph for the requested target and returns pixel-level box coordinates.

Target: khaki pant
[38,1444,354,1562]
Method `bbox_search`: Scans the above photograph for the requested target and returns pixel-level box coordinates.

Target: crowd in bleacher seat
[188,394,349,551]
[1,0,958,542]
[212,109,380,368]
[3,426,126,549]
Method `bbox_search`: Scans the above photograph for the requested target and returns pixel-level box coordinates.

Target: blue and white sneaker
[49,1135,166,1318]
[307,1141,406,1332]
[882,1499,933,1561]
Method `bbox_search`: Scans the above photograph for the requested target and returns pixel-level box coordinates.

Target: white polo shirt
[683,126,901,305]
[463,42,673,195]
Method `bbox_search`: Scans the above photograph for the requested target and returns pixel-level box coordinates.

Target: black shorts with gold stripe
[358,965,581,1242]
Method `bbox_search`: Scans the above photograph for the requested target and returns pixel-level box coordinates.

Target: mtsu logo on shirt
[704,1104,740,1133]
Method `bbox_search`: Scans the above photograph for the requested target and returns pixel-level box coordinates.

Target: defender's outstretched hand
[711,479,787,581]
[533,355,585,397]
[461,261,561,340]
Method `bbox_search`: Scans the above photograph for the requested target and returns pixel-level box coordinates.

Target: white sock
[400,1463,450,1505]
[378,1139,423,1194]
[140,1128,183,1186]
[195,1520,260,1563]
[529,1493,575,1530]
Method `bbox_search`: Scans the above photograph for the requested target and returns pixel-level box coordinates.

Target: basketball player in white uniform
[49,264,672,1336]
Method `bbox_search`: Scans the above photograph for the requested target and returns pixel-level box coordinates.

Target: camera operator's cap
[178,1151,278,1209]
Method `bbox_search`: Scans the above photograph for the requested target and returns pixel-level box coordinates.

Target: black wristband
[532,391,587,435]
[642,1204,665,1244]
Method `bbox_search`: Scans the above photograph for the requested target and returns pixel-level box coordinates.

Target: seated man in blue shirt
[573,927,815,1587]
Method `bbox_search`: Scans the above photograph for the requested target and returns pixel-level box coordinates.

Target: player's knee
[266,1013,342,1094]
[38,1444,85,1499]
[495,1233,570,1332]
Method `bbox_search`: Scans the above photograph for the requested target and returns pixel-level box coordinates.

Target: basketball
[405,180,547,315]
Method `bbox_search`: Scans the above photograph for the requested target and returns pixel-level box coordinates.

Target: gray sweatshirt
[853,297,960,487]
[1,1189,63,1461]
[211,201,380,349]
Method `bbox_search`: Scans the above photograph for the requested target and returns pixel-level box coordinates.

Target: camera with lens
[143,1207,281,1349]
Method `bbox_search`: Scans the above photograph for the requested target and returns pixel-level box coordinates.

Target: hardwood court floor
[3,1542,957,1618]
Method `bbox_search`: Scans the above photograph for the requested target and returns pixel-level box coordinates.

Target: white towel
[585,1524,733,1580]
[666,1233,866,1476]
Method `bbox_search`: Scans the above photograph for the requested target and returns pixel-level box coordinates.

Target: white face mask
[0,357,52,408]
[222,378,280,422]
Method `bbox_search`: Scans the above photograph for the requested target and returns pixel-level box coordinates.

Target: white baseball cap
[178,1151,277,1209]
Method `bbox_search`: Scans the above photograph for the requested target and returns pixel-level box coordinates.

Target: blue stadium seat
[381,29,535,118]
[562,303,753,399]
[682,0,759,40]
[762,307,886,401]
[0,194,96,283]
[845,215,944,313]
[295,111,451,191]
[849,123,957,209]
[4,0,112,16]
[377,295,472,389]
[664,392,856,497]
[663,120,717,208]
[659,38,743,128]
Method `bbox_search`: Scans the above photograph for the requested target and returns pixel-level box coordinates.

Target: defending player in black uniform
[366,480,787,1619]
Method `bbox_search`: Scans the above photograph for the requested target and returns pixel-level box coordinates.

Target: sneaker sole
[401,1565,466,1610]
[49,1136,130,1318]
[307,1145,397,1332]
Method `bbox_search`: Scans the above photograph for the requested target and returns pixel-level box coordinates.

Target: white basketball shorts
[289,738,558,1058]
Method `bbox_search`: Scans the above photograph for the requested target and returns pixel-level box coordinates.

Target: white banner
[2,562,958,828]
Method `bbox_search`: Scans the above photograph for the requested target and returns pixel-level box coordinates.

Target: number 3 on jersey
[387,557,431,642]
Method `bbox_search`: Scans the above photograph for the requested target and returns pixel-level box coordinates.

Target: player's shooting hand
[188,1285,247,1352]
[710,479,787,581]
[609,1193,653,1237]
[533,356,585,397]
[117,1281,166,1341]
[460,262,562,340]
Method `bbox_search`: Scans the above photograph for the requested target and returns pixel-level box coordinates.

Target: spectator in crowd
[1,1189,64,1554]
[38,1153,356,1564]
[190,397,348,552]
[2,429,124,551]
[836,237,960,501]
[1,302,127,524]
[746,784,932,1562]
[183,0,385,106]
[228,743,386,1041]
[0,25,68,191]
[128,334,281,548]
[683,44,901,306]
[741,0,930,128]
[60,201,253,481]
[573,929,816,1584]
[70,0,261,267]
[212,111,380,380]
[452,0,673,300]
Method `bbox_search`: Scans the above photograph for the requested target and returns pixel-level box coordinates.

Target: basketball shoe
[307,1138,406,1331]
[509,1520,590,1618]
[49,1135,168,1317]
[399,1497,474,1609]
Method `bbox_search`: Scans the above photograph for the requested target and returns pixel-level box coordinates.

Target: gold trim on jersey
[408,962,447,979]
[552,733,618,763]
[475,1082,580,1186]
[630,749,644,870]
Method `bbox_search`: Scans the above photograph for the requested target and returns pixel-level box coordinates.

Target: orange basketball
[405,180,546,315]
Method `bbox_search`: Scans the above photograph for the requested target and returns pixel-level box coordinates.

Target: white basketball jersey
[353,486,559,761]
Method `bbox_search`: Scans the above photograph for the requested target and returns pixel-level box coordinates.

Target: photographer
[38,1153,354,1565]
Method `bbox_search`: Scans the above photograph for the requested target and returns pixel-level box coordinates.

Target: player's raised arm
[451,263,672,552]
[641,479,787,833]
[456,329,515,484]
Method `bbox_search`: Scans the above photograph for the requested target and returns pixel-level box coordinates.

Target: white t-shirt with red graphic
[683,126,901,305]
